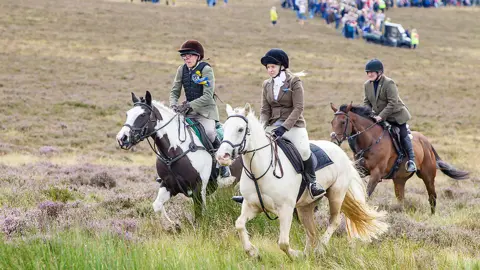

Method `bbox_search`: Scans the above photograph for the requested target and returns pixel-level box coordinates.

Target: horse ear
[346,101,353,112]
[244,103,252,115]
[145,91,152,106]
[131,92,140,104]
[226,104,234,116]
[330,102,338,112]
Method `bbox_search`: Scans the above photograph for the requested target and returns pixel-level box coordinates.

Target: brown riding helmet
[178,40,205,60]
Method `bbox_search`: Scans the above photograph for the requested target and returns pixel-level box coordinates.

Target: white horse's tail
[341,163,389,242]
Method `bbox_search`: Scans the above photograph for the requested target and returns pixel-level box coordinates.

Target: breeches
[266,126,311,160]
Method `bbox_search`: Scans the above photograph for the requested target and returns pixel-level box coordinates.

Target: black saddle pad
[386,124,404,156]
[276,139,334,174]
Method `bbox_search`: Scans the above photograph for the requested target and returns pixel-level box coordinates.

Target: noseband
[121,102,158,149]
[220,115,250,158]
[332,111,352,146]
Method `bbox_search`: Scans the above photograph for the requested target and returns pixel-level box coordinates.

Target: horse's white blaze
[115,106,145,144]
[220,104,388,258]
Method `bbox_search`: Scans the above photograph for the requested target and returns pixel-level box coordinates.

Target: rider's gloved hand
[178,101,192,114]
[171,104,180,112]
[273,126,288,138]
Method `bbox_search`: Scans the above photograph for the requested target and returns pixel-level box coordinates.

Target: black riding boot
[232,196,244,204]
[213,137,231,178]
[402,135,417,172]
[304,154,326,197]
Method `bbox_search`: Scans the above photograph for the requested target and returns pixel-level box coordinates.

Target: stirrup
[309,183,326,198]
[220,166,231,178]
[232,196,243,204]
[406,160,417,172]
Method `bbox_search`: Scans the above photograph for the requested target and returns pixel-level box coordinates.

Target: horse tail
[431,146,469,180]
[341,163,389,242]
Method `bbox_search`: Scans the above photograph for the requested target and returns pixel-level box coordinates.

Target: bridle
[220,114,283,220]
[332,110,385,159]
[120,102,206,170]
[332,110,378,146]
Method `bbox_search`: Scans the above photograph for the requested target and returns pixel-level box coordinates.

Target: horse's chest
[156,155,201,196]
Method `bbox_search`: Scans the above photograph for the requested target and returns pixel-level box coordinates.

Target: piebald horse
[216,104,388,259]
[116,91,237,225]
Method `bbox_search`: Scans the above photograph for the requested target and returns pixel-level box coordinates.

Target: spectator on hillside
[411,29,419,49]
[296,0,308,24]
[375,10,385,30]
[271,6,279,26]
[378,0,387,11]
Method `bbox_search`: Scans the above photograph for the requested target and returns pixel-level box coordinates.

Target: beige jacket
[260,72,306,130]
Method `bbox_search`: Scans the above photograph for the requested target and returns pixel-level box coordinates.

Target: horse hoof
[165,223,181,233]
[289,249,303,259]
[246,246,259,258]
[314,246,326,256]
[218,176,236,188]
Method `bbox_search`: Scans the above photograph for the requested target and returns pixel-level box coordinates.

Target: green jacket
[363,75,411,124]
[169,63,220,121]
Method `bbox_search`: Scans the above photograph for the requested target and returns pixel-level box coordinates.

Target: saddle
[185,118,222,191]
[275,138,334,201]
[382,122,413,179]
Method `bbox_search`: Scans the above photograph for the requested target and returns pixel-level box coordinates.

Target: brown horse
[329,103,469,214]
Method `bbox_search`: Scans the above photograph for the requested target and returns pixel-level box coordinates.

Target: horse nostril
[121,135,128,143]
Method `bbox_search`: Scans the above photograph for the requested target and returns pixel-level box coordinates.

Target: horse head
[216,103,255,166]
[116,91,163,150]
[330,102,355,146]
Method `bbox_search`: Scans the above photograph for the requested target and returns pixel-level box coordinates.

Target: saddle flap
[276,138,304,174]
[275,139,334,174]
[387,125,403,155]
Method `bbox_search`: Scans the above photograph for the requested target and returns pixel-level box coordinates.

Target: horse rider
[260,48,325,197]
[363,58,416,172]
[169,39,230,178]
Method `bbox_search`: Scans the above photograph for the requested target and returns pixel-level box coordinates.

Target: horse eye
[341,121,346,124]
[141,113,146,117]
[238,128,244,133]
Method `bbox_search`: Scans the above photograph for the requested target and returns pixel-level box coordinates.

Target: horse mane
[231,106,265,136]
[152,100,175,117]
[339,104,375,122]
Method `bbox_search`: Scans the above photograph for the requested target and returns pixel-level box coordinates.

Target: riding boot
[303,154,326,197]
[401,135,417,172]
[232,196,243,204]
[213,137,231,178]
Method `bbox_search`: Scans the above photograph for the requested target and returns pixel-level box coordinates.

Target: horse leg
[296,204,318,255]
[393,178,407,212]
[201,177,208,212]
[192,188,203,222]
[417,169,437,215]
[278,204,302,259]
[235,202,261,258]
[153,186,178,229]
[316,193,344,255]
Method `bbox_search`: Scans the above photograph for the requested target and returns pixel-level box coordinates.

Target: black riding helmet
[261,48,289,69]
[365,59,384,73]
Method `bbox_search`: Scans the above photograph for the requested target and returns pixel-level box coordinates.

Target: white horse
[216,104,388,259]
[116,91,236,225]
